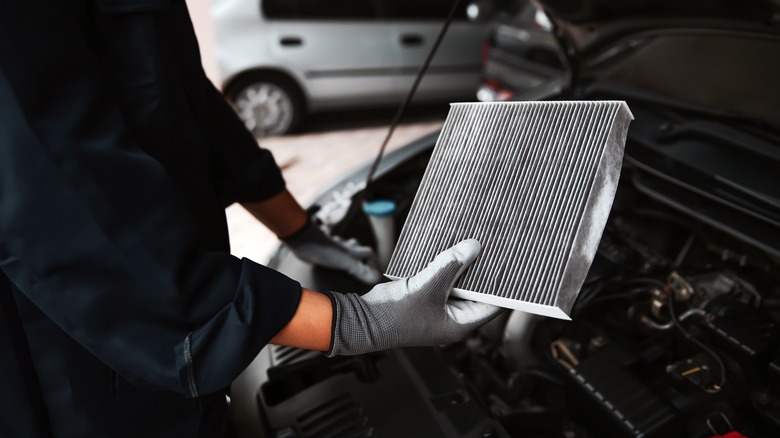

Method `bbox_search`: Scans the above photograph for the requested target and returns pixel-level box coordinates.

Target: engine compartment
[445,173,780,437]
[243,100,780,437]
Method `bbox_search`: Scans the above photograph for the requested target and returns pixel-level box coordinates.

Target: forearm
[272,240,502,357]
[242,192,334,351]
[271,288,333,351]
[241,189,308,238]
[244,189,381,284]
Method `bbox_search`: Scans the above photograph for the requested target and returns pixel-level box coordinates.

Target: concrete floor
[225,116,444,264]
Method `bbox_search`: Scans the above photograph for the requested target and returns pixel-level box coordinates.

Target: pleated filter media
[385,101,633,319]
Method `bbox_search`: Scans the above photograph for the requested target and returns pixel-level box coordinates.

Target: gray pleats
[385,101,634,319]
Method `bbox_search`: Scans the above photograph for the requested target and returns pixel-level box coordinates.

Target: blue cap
[363,199,397,217]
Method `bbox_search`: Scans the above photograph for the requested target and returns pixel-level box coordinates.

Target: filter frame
[385,101,634,320]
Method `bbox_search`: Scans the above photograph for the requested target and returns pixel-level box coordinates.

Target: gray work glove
[284,219,382,284]
[326,239,503,356]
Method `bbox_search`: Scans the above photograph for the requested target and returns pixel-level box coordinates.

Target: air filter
[385,101,633,319]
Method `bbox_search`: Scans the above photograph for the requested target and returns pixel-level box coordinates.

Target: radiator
[385,101,633,319]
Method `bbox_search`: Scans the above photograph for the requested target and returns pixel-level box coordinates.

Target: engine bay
[446,173,780,437]
[240,99,780,437]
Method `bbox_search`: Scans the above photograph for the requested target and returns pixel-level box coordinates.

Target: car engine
[246,109,780,437]
[444,169,780,437]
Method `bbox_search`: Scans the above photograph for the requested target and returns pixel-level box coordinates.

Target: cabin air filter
[385,101,633,320]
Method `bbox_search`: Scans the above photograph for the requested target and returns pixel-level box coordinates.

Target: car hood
[530,0,780,256]
[534,0,780,124]
[537,0,780,55]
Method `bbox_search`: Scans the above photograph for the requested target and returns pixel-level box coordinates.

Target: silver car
[212,0,489,136]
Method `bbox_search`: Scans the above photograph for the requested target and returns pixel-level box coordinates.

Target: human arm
[241,190,309,238]
[0,1,302,397]
[177,32,380,283]
[241,190,382,284]
[1,4,493,402]
[269,240,503,356]
[270,288,333,351]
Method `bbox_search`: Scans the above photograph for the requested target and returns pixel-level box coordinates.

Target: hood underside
[538,0,780,34]
[523,1,780,256]
[533,0,780,128]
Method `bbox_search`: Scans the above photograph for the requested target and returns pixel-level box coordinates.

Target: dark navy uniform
[0,0,301,436]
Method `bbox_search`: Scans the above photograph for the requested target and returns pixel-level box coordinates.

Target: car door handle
[280,36,303,47]
[400,34,424,46]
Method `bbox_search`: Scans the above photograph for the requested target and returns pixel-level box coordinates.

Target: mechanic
[0,1,500,436]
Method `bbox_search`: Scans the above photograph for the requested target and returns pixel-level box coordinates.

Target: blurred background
[184,0,562,262]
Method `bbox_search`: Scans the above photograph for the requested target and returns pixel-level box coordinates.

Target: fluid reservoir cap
[363,199,396,217]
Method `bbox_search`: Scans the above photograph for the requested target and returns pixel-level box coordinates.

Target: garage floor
[226,118,444,264]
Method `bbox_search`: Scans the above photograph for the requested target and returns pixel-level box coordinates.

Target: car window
[376,0,469,20]
[262,0,379,20]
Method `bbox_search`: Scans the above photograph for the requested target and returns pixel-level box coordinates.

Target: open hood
[538,0,780,54]
[530,0,780,256]
[535,0,780,129]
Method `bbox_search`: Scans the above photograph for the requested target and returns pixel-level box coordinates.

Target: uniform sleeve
[0,2,301,397]
[200,77,289,206]
[163,2,289,206]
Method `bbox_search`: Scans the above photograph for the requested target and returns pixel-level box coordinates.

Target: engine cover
[255,347,506,438]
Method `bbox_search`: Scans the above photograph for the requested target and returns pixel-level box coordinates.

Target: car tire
[225,73,303,137]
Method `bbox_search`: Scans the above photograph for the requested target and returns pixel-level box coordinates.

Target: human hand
[283,219,381,284]
[326,239,503,356]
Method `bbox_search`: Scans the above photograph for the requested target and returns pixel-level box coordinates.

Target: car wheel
[226,74,302,137]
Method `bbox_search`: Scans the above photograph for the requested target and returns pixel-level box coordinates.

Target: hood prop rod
[360,0,464,202]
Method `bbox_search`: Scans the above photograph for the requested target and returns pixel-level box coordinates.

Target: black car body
[230,1,780,436]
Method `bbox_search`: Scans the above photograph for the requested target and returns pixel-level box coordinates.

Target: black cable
[571,282,605,313]
[573,277,665,314]
[667,292,726,393]
[360,0,463,200]
[628,278,668,289]
[588,288,653,306]
[524,368,564,386]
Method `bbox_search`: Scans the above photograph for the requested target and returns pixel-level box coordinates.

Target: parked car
[229,0,780,436]
[212,0,490,136]
[477,0,564,102]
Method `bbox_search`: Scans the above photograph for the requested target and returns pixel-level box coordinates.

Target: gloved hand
[326,239,503,356]
[284,219,382,284]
